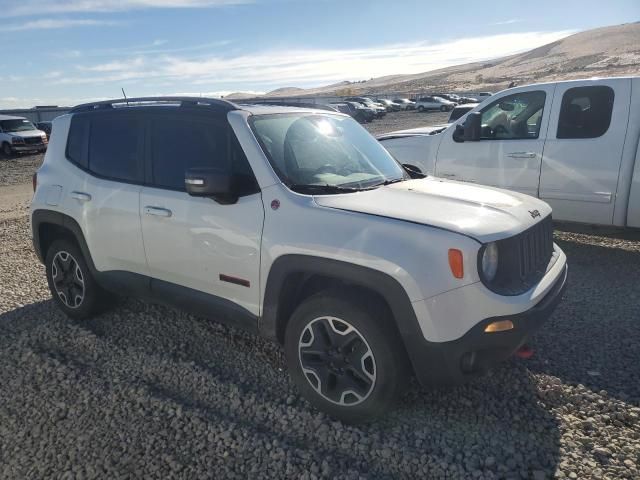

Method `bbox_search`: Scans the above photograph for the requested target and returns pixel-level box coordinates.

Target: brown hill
[263,22,640,97]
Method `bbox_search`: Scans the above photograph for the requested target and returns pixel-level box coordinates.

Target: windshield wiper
[287,184,362,194]
[366,177,406,188]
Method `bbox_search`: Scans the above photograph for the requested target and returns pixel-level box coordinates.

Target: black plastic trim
[70,96,238,114]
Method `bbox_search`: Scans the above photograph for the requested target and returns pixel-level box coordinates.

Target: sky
[0,0,637,108]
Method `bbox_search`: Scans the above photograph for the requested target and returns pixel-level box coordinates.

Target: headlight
[481,242,499,281]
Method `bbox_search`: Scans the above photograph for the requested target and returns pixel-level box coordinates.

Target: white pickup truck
[379,77,640,228]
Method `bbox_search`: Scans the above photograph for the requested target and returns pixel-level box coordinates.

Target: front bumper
[408,264,568,387]
[13,143,47,152]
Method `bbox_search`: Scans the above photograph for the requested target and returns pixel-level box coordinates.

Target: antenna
[121,88,129,105]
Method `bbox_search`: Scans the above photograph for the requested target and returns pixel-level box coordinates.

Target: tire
[2,142,13,158]
[417,105,424,112]
[284,290,409,423]
[440,105,447,112]
[45,239,111,320]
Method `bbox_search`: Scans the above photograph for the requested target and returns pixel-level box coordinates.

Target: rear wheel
[45,239,111,319]
[285,290,408,423]
[417,105,424,112]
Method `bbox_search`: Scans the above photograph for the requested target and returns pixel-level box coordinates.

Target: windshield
[250,113,406,193]
[0,119,36,133]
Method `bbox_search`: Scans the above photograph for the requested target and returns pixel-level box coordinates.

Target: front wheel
[284,290,409,423]
[417,105,424,112]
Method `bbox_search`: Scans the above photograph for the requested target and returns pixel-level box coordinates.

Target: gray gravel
[0,115,639,479]
[0,153,44,186]
[363,110,450,136]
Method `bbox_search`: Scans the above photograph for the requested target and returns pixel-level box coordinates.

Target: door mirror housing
[185,168,238,204]
[402,163,426,178]
[453,112,482,142]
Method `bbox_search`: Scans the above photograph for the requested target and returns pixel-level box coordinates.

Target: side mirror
[185,167,238,205]
[454,112,482,142]
[402,163,426,179]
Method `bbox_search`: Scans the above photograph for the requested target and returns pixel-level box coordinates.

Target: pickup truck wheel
[2,142,13,158]
[417,105,424,112]
[45,239,111,320]
[285,291,408,423]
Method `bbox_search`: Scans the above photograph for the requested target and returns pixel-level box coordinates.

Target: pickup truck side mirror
[453,112,482,142]
[185,167,238,205]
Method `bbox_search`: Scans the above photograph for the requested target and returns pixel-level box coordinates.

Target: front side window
[250,113,406,193]
[150,115,229,190]
[556,86,614,139]
[479,90,546,140]
[88,114,143,183]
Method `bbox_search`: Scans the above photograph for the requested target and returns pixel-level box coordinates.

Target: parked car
[432,94,460,105]
[415,96,456,112]
[32,97,567,422]
[393,98,416,110]
[329,102,374,123]
[448,103,479,122]
[344,97,386,117]
[36,121,53,139]
[379,77,640,227]
[375,99,402,112]
[0,115,48,157]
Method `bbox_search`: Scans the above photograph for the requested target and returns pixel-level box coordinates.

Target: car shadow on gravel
[526,232,640,406]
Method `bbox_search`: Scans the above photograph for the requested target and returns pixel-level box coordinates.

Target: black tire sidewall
[2,143,13,158]
[45,239,105,320]
[284,291,408,423]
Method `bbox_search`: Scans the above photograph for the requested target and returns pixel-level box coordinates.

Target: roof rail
[69,96,239,114]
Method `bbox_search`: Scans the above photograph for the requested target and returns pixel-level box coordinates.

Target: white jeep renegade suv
[31,97,567,422]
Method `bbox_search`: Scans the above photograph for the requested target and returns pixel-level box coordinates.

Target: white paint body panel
[380,77,640,227]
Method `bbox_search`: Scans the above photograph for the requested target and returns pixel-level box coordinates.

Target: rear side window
[89,115,143,183]
[66,116,89,169]
[150,115,229,190]
[557,86,614,139]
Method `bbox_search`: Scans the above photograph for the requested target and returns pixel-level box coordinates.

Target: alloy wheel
[52,251,85,308]
[298,316,376,406]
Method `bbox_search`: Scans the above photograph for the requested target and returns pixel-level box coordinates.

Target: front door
[140,111,264,317]
[435,85,555,198]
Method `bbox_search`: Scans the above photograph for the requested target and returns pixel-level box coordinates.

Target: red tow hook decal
[515,344,534,359]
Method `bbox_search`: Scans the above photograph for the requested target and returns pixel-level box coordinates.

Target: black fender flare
[31,209,97,274]
[260,254,426,373]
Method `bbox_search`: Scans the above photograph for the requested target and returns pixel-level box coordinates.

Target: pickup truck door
[139,112,264,319]
[434,85,555,197]
[539,78,631,225]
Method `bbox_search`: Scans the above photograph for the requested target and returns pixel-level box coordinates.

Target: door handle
[144,206,172,218]
[70,191,91,202]
[439,172,457,178]
[507,152,537,159]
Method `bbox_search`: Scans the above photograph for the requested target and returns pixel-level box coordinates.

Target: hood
[9,129,45,138]
[313,177,552,243]
[376,124,448,139]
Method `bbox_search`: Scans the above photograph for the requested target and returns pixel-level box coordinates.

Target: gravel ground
[0,114,639,479]
[363,110,450,136]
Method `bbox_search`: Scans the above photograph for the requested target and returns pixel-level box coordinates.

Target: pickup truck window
[479,91,546,140]
[556,86,614,139]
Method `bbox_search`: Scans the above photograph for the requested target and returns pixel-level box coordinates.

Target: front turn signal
[448,249,464,279]
[484,319,514,333]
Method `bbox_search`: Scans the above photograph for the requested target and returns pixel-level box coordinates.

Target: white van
[379,77,640,228]
[0,115,48,157]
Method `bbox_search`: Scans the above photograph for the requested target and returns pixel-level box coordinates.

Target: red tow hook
[515,344,534,359]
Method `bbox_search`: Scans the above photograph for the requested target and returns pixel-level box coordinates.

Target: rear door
[435,85,555,197]
[63,111,148,276]
[539,79,631,225]
[139,111,264,317]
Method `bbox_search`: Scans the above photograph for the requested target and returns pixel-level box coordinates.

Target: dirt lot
[0,112,639,479]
